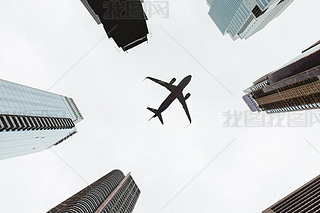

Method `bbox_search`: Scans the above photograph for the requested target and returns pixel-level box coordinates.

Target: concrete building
[263,174,320,212]
[207,0,294,40]
[0,79,83,160]
[243,40,320,113]
[48,170,141,213]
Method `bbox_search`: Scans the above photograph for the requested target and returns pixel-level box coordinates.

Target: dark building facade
[262,174,320,213]
[48,170,140,213]
[243,40,320,113]
[81,0,149,51]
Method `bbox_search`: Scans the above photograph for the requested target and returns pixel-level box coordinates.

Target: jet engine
[185,93,191,100]
[170,78,176,84]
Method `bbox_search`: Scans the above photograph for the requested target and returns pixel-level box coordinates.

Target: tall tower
[262,174,320,212]
[80,0,149,51]
[0,79,83,160]
[48,170,141,213]
[207,0,294,40]
[243,41,320,113]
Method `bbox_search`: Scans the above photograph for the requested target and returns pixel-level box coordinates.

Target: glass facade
[0,79,83,160]
[208,0,244,34]
[207,0,293,40]
[0,79,82,122]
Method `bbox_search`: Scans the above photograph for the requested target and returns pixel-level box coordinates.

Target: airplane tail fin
[147,107,164,124]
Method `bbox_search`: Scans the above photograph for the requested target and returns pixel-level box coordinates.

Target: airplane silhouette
[146,75,192,124]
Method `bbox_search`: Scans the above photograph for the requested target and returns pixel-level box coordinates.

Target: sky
[0,0,320,212]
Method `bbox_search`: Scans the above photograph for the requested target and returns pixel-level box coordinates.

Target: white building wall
[242,0,294,38]
[209,0,294,40]
[0,128,77,160]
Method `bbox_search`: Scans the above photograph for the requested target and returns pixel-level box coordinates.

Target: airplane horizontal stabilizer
[147,107,157,114]
[147,107,164,124]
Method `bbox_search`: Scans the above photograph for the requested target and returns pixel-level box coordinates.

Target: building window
[252,5,267,18]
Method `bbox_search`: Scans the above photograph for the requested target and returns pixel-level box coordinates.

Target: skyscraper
[207,0,294,40]
[48,170,141,213]
[80,0,149,51]
[262,174,320,212]
[0,79,83,160]
[243,40,320,113]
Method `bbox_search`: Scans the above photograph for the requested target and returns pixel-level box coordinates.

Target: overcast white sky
[0,0,320,212]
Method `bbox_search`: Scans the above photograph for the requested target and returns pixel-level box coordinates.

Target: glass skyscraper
[48,170,141,213]
[207,0,294,40]
[243,40,320,113]
[0,79,83,160]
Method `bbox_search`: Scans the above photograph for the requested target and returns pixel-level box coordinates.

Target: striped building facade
[243,41,320,113]
[48,170,141,213]
[263,174,320,212]
[0,79,83,160]
[207,0,293,40]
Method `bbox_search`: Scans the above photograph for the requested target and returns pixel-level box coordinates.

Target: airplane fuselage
[157,75,191,113]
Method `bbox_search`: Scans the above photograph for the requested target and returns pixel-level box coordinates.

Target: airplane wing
[177,93,192,124]
[146,77,176,92]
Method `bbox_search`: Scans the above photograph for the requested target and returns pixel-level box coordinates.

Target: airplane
[146,75,192,124]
